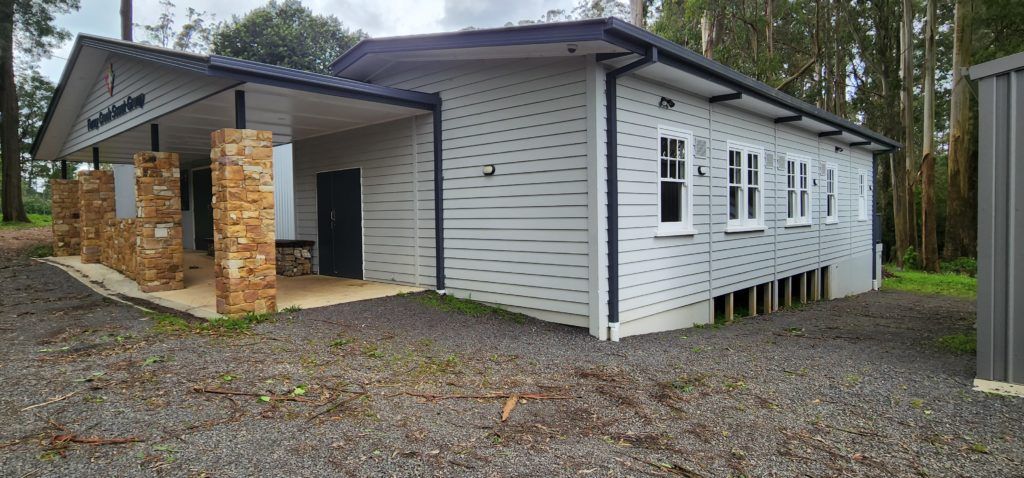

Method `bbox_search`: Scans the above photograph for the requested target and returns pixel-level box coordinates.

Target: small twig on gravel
[51,433,143,446]
[192,386,314,402]
[825,424,883,438]
[397,391,575,402]
[20,390,81,412]
[623,453,704,477]
[307,387,368,422]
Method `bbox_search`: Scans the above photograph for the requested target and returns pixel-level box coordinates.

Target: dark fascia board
[818,130,843,137]
[709,92,742,103]
[968,51,1024,80]
[774,115,802,124]
[849,141,871,147]
[32,34,439,160]
[328,18,901,150]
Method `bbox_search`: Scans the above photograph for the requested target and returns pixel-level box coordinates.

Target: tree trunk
[920,0,939,272]
[629,0,644,28]
[0,0,28,223]
[120,0,133,41]
[765,0,773,56]
[700,11,715,59]
[944,0,976,260]
[895,0,917,266]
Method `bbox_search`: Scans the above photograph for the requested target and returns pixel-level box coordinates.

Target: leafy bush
[902,246,920,270]
[941,257,977,277]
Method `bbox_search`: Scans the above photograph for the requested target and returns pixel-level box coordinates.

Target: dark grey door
[192,169,213,251]
[316,169,363,279]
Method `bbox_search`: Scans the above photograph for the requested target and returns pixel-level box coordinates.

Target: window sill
[725,225,766,234]
[824,219,839,225]
[785,222,813,228]
[857,218,869,222]
[655,228,698,238]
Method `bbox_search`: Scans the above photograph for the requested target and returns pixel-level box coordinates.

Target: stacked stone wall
[211,128,276,315]
[51,179,81,256]
[100,218,138,280]
[134,152,184,292]
[77,171,115,263]
[276,241,313,277]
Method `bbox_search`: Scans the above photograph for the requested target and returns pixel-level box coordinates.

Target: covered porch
[32,35,444,316]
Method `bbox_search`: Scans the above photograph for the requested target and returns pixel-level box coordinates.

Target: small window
[657,127,693,235]
[825,163,838,224]
[857,170,869,221]
[726,142,764,231]
[786,156,812,226]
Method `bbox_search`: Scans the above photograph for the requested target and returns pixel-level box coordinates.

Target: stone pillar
[77,170,114,263]
[211,129,276,315]
[50,179,81,256]
[134,152,184,292]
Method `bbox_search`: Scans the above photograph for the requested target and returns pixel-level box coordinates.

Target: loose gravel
[1,228,1021,477]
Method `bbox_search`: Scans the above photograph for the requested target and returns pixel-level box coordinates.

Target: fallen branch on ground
[21,390,80,411]
[51,434,143,446]
[192,386,314,403]
[307,388,369,422]
[398,391,575,402]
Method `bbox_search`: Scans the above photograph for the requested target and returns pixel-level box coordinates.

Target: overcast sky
[37,0,579,82]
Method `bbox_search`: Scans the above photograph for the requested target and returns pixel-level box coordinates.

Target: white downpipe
[609,322,620,342]
[436,289,447,296]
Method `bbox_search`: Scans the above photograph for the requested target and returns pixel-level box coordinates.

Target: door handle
[331,210,336,222]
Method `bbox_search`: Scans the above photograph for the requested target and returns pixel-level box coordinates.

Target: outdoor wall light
[813,179,820,186]
[697,165,708,176]
[659,97,675,109]
[835,146,845,153]
[482,165,496,176]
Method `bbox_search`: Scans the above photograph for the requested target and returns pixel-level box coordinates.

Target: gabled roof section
[331,17,900,151]
[32,34,440,161]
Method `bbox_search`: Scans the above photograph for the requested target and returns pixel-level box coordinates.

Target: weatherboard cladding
[60,53,236,158]
[370,56,593,319]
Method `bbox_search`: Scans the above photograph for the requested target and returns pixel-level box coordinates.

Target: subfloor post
[800,272,808,303]
[725,292,734,322]
[784,277,793,308]
[748,286,757,317]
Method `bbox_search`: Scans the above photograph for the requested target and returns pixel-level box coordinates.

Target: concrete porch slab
[40,252,423,318]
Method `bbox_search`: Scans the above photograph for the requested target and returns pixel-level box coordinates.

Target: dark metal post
[150,124,160,152]
[60,160,68,179]
[92,147,100,170]
[235,90,246,129]
[433,106,446,292]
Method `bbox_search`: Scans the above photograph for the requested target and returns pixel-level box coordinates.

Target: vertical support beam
[800,272,809,303]
[92,147,100,170]
[812,269,821,300]
[151,124,160,152]
[60,160,68,179]
[748,286,757,316]
[725,292,735,322]
[50,178,80,256]
[235,90,246,130]
[211,128,276,315]
[784,277,793,308]
[824,267,832,299]
[77,170,114,263]
[134,151,184,292]
[764,282,773,313]
[432,107,446,292]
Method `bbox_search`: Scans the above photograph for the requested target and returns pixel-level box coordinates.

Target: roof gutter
[606,45,658,342]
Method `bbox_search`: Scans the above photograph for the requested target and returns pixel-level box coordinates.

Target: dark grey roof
[331,17,900,150]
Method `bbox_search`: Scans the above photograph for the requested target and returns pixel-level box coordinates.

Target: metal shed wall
[974,53,1024,386]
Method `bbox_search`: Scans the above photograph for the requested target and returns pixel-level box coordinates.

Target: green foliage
[211,0,366,74]
[140,0,216,53]
[0,213,50,231]
[26,243,53,258]
[902,246,921,270]
[883,268,976,299]
[414,291,528,324]
[938,330,976,355]
[150,311,274,334]
[940,257,977,277]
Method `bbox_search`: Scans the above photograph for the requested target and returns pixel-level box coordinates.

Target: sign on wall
[85,62,146,132]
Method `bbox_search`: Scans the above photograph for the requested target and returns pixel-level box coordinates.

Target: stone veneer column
[210,129,276,315]
[134,152,184,292]
[77,170,114,263]
[50,179,81,256]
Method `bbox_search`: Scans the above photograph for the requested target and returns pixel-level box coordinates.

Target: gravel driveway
[1,229,1021,477]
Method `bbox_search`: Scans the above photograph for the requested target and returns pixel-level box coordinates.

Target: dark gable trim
[330,18,900,150]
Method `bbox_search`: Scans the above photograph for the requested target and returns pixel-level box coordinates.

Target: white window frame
[656,126,695,237]
[725,141,766,232]
[825,163,838,224]
[857,169,869,221]
[785,155,813,226]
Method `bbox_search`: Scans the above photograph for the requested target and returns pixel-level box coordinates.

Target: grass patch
[0,214,51,231]
[26,243,53,258]
[413,291,527,324]
[149,311,274,334]
[884,267,977,299]
[938,330,977,355]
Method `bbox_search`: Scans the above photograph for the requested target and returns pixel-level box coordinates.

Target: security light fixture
[697,165,708,176]
[482,165,496,176]
[659,97,675,109]
[566,43,578,54]
[835,146,845,153]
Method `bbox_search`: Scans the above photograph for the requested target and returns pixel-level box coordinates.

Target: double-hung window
[786,156,812,226]
[825,163,838,224]
[726,142,764,231]
[857,170,869,221]
[657,127,693,235]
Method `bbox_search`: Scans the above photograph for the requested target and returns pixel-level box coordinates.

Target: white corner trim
[973,378,1024,398]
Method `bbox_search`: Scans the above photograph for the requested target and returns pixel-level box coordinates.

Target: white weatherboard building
[33,18,897,340]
